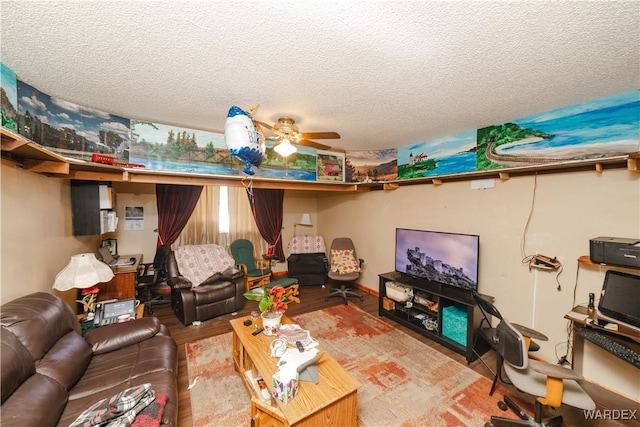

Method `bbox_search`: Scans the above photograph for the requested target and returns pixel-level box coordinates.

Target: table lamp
[53,253,114,291]
[294,213,312,235]
[53,253,114,317]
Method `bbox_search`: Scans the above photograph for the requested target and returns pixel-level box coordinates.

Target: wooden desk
[565,306,640,400]
[230,315,361,426]
[98,254,142,301]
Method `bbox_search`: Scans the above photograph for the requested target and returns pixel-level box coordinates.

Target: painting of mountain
[346,149,397,182]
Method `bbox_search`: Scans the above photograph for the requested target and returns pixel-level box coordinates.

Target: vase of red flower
[244,285,288,336]
[77,285,100,319]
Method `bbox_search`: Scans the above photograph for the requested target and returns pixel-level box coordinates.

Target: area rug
[186,304,514,426]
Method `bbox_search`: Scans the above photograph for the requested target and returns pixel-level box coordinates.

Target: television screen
[395,228,479,291]
[597,270,640,332]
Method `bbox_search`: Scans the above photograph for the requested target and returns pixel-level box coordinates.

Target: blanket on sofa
[70,383,156,427]
[174,244,235,286]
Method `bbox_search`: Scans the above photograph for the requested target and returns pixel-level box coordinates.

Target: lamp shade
[298,213,312,226]
[274,139,297,157]
[52,253,114,291]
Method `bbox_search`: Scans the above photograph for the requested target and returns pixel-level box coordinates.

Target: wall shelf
[2,127,637,192]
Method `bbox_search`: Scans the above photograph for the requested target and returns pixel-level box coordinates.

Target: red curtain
[247,188,285,261]
[156,184,203,248]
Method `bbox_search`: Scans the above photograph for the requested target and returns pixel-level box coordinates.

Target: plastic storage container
[442,304,467,346]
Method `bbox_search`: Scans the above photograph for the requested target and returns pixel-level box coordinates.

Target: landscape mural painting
[346,149,397,183]
[4,61,637,183]
[131,120,317,180]
[397,130,477,180]
[477,91,640,170]
[316,150,345,182]
[131,120,235,175]
[256,144,317,181]
[1,63,18,131]
[15,80,131,162]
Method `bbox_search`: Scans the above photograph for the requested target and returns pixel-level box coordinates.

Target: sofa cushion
[0,292,79,362]
[199,272,222,287]
[1,373,68,427]
[36,331,92,390]
[84,317,161,355]
[174,244,235,287]
[192,281,237,305]
[1,328,35,404]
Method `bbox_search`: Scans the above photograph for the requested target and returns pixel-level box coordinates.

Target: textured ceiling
[1,1,638,152]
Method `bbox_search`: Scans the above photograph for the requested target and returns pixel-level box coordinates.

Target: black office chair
[486,318,595,427]
[325,238,364,304]
[472,292,548,396]
[136,245,171,315]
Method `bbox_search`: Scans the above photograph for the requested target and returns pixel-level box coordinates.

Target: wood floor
[151,285,639,427]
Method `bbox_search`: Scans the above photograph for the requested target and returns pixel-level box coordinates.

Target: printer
[589,236,640,269]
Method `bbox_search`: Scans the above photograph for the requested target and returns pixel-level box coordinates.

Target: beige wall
[0,159,99,306]
[2,158,638,393]
[318,168,640,366]
[112,182,159,262]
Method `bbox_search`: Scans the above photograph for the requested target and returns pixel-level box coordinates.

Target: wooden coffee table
[230,314,361,426]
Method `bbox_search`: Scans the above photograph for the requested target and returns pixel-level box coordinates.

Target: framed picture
[124,206,144,231]
[100,238,117,256]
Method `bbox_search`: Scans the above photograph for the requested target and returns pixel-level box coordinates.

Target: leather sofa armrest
[168,275,193,290]
[84,317,161,355]
[221,266,244,280]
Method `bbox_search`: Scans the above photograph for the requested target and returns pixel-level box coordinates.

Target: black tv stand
[378,271,491,363]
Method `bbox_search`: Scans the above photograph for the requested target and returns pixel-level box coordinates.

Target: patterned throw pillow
[330,249,361,274]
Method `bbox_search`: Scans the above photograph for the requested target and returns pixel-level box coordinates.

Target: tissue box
[272,370,299,405]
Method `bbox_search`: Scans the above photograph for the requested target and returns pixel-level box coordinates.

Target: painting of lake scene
[397,130,477,179]
[477,90,639,170]
[131,120,317,180]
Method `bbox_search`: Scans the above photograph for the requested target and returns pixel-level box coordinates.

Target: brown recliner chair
[166,249,245,325]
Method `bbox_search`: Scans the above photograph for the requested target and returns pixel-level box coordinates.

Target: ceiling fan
[255,117,341,156]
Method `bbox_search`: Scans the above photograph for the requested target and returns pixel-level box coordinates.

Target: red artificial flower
[81,285,100,296]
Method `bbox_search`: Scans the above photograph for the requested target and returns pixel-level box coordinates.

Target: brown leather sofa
[166,250,246,325]
[1,292,178,427]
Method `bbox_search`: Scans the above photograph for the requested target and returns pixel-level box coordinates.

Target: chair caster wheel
[498,400,508,411]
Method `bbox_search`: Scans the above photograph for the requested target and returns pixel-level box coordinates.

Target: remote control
[295,341,305,352]
[252,327,264,336]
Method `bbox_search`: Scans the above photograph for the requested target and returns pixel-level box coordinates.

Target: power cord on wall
[522,254,563,291]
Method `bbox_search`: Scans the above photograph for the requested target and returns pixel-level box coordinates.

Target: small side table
[262,254,278,268]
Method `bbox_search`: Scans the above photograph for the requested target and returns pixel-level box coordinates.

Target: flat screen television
[596,270,640,333]
[395,228,479,292]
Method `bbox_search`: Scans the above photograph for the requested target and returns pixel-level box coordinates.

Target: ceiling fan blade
[255,120,275,132]
[297,139,332,150]
[300,131,340,140]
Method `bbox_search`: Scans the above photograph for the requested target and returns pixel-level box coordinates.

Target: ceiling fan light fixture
[274,138,297,157]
